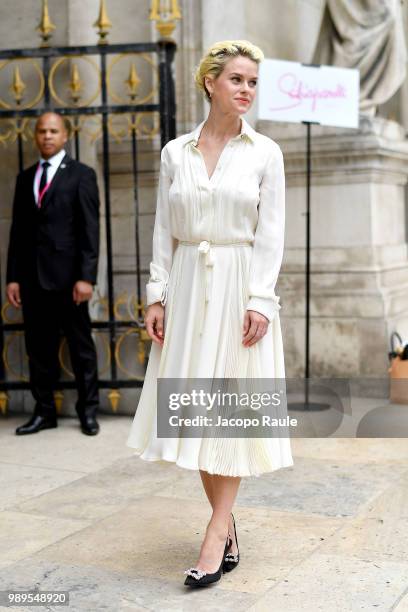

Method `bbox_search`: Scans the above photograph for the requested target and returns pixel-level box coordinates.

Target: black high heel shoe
[223,513,240,572]
[184,536,231,588]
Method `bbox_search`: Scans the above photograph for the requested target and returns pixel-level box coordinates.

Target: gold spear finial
[68,63,82,103]
[36,0,56,47]
[53,390,64,414]
[171,0,182,19]
[125,63,141,100]
[149,0,161,20]
[108,389,121,412]
[0,391,9,416]
[93,0,112,45]
[11,66,26,104]
[149,0,182,40]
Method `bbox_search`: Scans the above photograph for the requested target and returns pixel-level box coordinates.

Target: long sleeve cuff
[146,263,169,307]
[246,295,281,322]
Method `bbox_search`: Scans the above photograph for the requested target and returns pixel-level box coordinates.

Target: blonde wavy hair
[194,40,264,103]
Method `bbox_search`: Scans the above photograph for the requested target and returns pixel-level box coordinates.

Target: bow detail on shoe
[224,552,239,562]
[183,567,207,580]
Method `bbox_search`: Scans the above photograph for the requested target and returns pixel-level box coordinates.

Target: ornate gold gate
[0,0,180,414]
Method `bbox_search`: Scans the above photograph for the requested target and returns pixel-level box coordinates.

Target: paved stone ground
[0,401,408,612]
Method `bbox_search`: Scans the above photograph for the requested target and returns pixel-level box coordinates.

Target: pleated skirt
[126,242,294,477]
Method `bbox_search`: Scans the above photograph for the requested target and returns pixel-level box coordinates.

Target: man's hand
[145,302,165,346]
[73,280,93,305]
[7,282,21,309]
[242,310,269,347]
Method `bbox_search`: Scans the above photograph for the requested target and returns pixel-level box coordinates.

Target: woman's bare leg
[193,473,241,573]
[199,469,214,507]
[199,470,239,556]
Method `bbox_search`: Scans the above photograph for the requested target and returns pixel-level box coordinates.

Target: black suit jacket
[6,154,100,291]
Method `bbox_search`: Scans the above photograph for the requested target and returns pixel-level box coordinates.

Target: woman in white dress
[127,39,294,587]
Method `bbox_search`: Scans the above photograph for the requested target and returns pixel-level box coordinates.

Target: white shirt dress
[126,117,294,477]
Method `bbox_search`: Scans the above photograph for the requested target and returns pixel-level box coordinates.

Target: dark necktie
[38,161,51,207]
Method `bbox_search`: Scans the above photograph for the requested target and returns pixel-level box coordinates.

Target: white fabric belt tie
[178,240,253,335]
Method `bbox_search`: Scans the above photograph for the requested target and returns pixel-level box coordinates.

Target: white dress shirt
[146,117,285,322]
[33,148,66,205]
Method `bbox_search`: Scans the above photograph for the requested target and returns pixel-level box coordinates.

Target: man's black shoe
[15,414,58,435]
[80,415,100,436]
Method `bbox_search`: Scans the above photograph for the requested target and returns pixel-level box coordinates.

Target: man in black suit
[6,111,100,436]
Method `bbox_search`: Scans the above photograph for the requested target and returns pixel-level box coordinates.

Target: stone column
[260,117,408,384]
[247,0,325,63]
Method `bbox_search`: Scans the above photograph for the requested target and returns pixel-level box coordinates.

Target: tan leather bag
[389,356,408,404]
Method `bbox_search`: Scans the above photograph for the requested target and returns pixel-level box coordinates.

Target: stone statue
[313,0,407,114]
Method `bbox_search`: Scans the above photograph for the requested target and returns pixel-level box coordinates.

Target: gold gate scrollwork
[49,56,101,108]
[106,53,158,106]
[0,59,45,110]
[1,302,28,384]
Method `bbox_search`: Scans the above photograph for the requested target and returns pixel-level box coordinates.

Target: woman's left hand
[242,310,269,347]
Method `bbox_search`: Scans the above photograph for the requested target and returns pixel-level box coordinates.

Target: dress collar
[185,117,257,147]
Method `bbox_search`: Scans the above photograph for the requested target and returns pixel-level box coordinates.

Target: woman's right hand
[145,302,165,346]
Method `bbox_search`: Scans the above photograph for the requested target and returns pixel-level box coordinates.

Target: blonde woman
[127,40,294,588]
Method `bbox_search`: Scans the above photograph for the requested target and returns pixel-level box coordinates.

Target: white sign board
[258,59,360,129]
